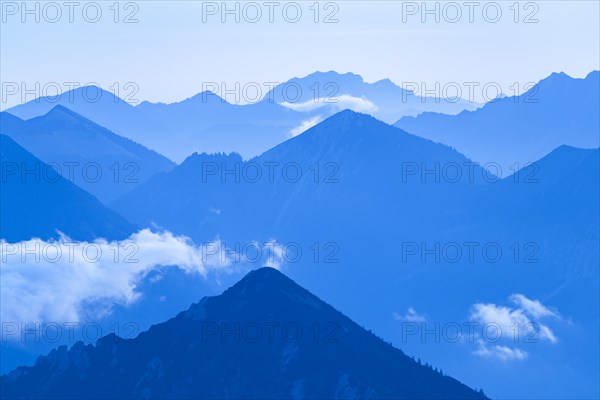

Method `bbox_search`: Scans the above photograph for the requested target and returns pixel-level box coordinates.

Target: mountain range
[1,70,599,399]
[108,110,599,399]
[0,267,487,399]
[4,71,480,162]
[0,106,174,203]
[111,110,487,241]
[0,134,136,241]
[395,71,600,170]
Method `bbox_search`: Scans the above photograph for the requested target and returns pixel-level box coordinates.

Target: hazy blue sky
[1,0,599,108]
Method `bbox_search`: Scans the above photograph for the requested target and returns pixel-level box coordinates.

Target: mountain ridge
[394,70,600,170]
[0,134,136,241]
[1,267,488,400]
[1,105,175,203]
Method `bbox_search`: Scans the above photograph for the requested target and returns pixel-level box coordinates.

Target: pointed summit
[1,267,487,399]
[3,104,174,203]
[219,266,313,302]
[395,70,600,170]
[42,104,88,122]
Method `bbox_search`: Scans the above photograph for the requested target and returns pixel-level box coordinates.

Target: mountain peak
[220,267,309,301]
[71,84,122,101]
[37,105,98,127]
[312,109,378,130]
[236,266,294,288]
[585,70,599,80]
[280,71,366,88]
[44,104,81,118]
[542,144,597,164]
[244,265,286,279]
[304,70,364,80]
[2,264,487,399]
[536,70,577,87]
[190,90,228,104]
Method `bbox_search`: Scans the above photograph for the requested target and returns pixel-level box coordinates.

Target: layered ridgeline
[395,71,600,170]
[0,135,136,241]
[0,106,174,203]
[112,109,487,241]
[111,108,599,279]
[476,145,599,239]
[110,110,599,399]
[3,85,165,154]
[262,70,480,123]
[3,84,310,161]
[5,72,479,162]
[0,267,487,400]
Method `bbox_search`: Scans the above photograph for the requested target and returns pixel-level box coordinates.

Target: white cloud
[0,230,289,328]
[474,340,528,362]
[470,303,531,339]
[288,116,323,137]
[280,94,378,114]
[538,324,558,344]
[509,294,558,320]
[469,294,560,361]
[262,240,286,270]
[394,307,427,323]
[470,294,559,345]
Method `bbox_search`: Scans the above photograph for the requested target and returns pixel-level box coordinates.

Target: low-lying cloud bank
[0,230,286,328]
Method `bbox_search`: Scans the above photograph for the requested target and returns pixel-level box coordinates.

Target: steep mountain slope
[4,85,165,152]
[0,135,136,241]
[110,111,600,399]
[395,71,600,170]
[471,145,600,284]
[0,267,487,400]
[488,145,599,233]
[112,110,486,241]
[0,106,174,203]
[0,111,26,132]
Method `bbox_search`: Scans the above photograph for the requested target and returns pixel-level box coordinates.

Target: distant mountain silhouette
[4,85,308,162]
[494,145,599,230]
[112,110,486,240]
[395,71,600,170]
[0,111,26,131]
[0,106,174,203]
[4,85,165,150]
[0,267,487,399]
[109,111,599,400]
[135,91,306,161]
[2,105,598,398]
[0,135,136,241]
[5,72,480,162]
[471,145,600,279]
[265,70,480,123]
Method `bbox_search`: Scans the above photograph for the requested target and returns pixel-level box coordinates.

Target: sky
[1,0,599,108]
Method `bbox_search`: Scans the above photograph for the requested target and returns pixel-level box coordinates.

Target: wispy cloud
[469,294,560,361]
[280,94,378,114]
[474,340,528,362]
[509,294,558,320]
[0,230,287,328]
[288,115,324,137]
[394,307,427,323]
